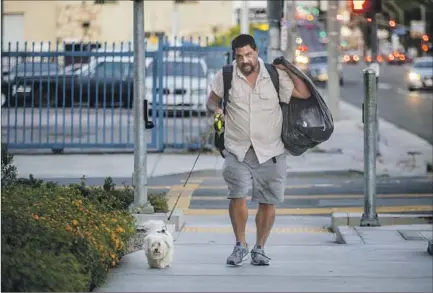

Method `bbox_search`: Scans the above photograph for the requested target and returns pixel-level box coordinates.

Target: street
[41,171,433,216]
[340,62,433,145]
[297,21,433,145]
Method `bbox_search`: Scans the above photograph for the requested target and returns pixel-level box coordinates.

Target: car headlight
[295,55,309,64]
[408,72,421,81]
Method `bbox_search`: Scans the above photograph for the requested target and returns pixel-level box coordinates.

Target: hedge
[1,145,169,291]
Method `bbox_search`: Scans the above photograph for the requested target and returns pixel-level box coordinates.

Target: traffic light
[422,34,429,42]
[389,20,396,27]
[350,0,382,14]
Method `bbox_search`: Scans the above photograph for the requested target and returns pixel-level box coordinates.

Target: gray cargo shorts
[222,147,287,205]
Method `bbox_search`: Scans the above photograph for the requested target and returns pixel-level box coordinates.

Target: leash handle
[214,113,224,134]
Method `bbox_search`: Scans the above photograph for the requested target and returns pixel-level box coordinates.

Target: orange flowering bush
[1,183,136,292]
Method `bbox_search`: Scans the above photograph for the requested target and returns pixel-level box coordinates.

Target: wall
[3,0,57,44]
[3,0,234,45]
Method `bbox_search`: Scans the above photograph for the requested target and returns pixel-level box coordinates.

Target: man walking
[206,34,311,266]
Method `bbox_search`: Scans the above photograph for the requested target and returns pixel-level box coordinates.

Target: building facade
[2,0,234,49]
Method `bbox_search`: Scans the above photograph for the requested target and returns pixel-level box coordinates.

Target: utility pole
[267,0,282,63]
[130,0,154,214]
[240,1,249,34]
[285,0,298,62]
[326,0,340,120]
[420,4,427,36]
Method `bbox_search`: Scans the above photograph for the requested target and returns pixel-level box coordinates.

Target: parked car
[406,56,433,91]
[9,56,133,108]
[3,62,64,107]
[145,56,210,115]
[9,51,210,114]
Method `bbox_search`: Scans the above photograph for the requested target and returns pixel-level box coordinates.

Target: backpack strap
[222,64,233,114]
[264,63,280,100]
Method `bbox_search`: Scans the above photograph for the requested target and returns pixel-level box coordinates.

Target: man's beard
[240,62,255,76]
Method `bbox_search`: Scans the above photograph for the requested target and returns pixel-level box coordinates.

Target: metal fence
[1,37,231,153]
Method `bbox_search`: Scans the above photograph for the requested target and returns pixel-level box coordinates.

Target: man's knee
[229,197,248,206]
[258,202,276,211]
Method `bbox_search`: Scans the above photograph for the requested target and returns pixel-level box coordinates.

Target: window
[309,56,327,64]
[414,61,433,69]
[94,62,131,79]
[13,62,60,76]
[147,61,205,78]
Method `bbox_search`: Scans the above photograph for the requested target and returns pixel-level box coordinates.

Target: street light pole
[130,0,154,214]
[240,1,249,34]
[326,0,340,120]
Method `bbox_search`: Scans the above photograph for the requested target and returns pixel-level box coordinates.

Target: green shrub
[1,148,169,292]
[149,192,169,213]
[1,184,136,292]
[1,143,17,187]
[71,176,169,213]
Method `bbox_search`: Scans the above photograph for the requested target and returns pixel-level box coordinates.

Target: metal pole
[420,4,426,34]
[368,12,381,155]
[131,0,154,214]
[326,0,340,120]
[240,1,249,34]
[360,68,380,227]
[421,4,427,56]
[171,1,179,45]
[1,0,4,51]
[290,0,298,62]
[267,0,282,63]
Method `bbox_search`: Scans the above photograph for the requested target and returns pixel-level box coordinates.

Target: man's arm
[207,91,223,115]
[275,64,311,100]
[206,69,224,115]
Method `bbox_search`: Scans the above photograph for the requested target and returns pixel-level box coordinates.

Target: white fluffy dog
[142,220,174,269]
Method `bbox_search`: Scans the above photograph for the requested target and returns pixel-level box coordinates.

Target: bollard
[360,68,381,227]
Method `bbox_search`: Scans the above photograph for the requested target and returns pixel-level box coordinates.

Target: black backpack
[214,63,280,157]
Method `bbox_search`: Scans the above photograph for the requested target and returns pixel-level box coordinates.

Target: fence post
[130,0,154,214]
[360,68,380,227]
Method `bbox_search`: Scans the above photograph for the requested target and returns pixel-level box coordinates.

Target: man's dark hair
[231,34,257,52]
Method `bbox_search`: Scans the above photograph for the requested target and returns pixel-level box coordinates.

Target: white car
[406,56,433,91]
[145,56,210,115]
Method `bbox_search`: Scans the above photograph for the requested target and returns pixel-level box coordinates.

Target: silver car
[406,56,433,91]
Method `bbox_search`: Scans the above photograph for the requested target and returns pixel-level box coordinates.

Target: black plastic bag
[273,56,334,156]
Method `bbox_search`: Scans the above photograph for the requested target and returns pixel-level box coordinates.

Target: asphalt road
[340,62,433,145]
[297,22,433,145]
[40,171,433,216]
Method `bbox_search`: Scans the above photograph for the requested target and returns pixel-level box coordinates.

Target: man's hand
[215,108,223,116]
[275,64,311,99]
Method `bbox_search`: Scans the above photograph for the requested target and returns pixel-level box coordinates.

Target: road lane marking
[181,227,329,233]
[193,183,341,190]
[190,193,433,200]
[184,205,433,216]
[167,183,202,210]
[111,185,172,190]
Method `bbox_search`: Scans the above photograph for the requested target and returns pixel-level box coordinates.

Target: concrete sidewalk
[12,100,433,179]
[95,215,433,292]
